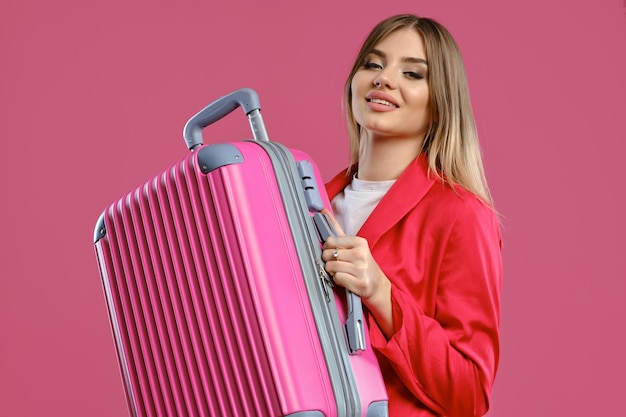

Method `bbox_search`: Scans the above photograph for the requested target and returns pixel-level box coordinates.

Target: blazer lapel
[325,168,353,202]
[358,154,436,249]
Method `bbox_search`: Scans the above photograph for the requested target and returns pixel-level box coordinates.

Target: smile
[367,98,398,108]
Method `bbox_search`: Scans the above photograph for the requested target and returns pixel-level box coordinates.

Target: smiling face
[350,28,431,145]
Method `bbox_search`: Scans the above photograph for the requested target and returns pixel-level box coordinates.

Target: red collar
[325,153,436,247]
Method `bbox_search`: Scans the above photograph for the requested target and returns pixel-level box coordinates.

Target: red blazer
[325,154,502,417]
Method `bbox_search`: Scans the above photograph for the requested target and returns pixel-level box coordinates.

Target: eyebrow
[370,48,428,65]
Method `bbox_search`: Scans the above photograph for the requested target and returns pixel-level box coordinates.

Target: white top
[331,176,396,236]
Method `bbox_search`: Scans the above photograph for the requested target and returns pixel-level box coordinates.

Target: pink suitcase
[93,89,388,417]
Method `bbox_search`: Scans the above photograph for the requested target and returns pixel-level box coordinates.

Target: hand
[320,210,393,336]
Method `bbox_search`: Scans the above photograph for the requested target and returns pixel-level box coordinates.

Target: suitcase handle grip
[183,88,269,150]
[313,212,367,355]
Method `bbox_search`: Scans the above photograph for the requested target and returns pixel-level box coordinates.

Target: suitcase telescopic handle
[183,88,269,150]
[313,211,367,355]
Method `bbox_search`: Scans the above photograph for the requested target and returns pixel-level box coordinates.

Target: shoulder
[441,187,502,252]
[415,180,500,241]
[429,179,495,216]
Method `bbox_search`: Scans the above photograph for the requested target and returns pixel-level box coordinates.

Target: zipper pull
[316,258,333,303]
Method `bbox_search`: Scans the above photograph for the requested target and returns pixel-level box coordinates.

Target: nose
[373,69,395,89]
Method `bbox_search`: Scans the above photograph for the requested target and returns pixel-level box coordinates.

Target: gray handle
[183,88,269,150]
[296,160,325,212]
[313,212,367,354]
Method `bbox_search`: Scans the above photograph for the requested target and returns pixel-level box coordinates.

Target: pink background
[1,0,625,416]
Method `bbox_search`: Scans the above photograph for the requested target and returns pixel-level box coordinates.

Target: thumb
[320,208,345,237]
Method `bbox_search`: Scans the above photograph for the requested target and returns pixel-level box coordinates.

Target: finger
[326,271,361,297]
[322,247,348,263]
[320,208,345,236]
[323,235,363,252]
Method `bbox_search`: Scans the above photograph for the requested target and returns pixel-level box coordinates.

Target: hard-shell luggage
[93,89,388,417]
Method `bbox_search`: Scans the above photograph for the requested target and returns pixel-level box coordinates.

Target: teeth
[369,98,396,107]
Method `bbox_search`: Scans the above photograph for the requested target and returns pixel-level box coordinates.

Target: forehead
[371,28,427,60]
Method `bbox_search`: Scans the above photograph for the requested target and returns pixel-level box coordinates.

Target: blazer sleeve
[368,198,503,417]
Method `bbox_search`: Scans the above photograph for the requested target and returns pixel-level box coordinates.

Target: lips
[365,91,399,108]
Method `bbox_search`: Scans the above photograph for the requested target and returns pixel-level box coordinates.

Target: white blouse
[331,175,396,236]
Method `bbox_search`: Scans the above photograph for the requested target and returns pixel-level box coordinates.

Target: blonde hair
[344,14,493,205]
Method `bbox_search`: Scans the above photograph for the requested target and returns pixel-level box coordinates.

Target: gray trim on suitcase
[94,211,107,243]
[253,140,362,417]
[286,404,389,417]
[366,401,390,417]
[269,146,389,417]
[196,143,245,173]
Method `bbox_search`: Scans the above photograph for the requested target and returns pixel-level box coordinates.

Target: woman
[321,14,503,417]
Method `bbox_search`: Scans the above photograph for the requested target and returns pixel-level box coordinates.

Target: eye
[404,71,425,80]
[363,61,383,70]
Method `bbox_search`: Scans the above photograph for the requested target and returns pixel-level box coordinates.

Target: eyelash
[363,61,424,80]
[364,61,382,70]
[405,72,424,80]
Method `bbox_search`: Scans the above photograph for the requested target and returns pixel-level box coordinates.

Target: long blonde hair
[344,14,493,205]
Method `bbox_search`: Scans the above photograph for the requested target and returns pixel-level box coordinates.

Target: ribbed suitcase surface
[96,151,288,416]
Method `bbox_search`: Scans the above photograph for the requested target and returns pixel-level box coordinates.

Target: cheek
[350,78,364,118]
[406,90,432,134]
[407,87,429,106]
[350,77,362,102]
[351,71,372,98]
[408,89,431,119]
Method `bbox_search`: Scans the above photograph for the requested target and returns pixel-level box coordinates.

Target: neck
[357,132,424,181]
